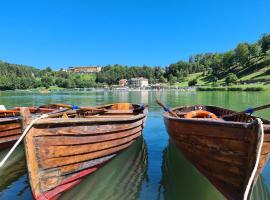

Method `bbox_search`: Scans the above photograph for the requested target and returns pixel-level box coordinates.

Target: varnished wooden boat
[0,105,62,150]
[163,105,270,200]
[24,103,148,200]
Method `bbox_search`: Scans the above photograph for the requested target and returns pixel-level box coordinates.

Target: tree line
[96,33,270,85]
[165,33,270,84]
[0,33,269,90]
[0,63,97,90]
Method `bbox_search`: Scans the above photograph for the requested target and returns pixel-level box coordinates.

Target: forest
[0,33,269,90]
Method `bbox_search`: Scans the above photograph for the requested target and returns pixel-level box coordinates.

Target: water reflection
[0,145,32,199]
[251,175,270,200]
[0,90,269,200]
[159,141,225,200]
[59,137,148,200]
[160,141,270,200]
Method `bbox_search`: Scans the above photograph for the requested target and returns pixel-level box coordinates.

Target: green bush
[227,87,244,91]
[225,73,238,85]
[244,87,265,91]
[188,79,198,86]
[197,87,226,91]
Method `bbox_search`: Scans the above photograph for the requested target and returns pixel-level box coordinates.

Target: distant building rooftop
[67,66,102,73]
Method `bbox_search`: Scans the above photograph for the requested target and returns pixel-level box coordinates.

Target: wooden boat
[0,105,62,150]
[24,103,148,200]
[163,105,270,200]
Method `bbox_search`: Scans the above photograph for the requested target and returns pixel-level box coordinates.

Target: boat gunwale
[33,110,148,126]
[163,105,270,128]
[0,117,20,123]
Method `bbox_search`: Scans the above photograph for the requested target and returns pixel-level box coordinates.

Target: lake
[0,90,269,200]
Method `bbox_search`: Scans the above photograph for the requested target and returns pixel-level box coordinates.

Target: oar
[221,103,270,118]
[156,100,178,118]
[15,106,56,113]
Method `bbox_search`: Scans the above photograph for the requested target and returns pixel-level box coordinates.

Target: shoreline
[0,84,269,93]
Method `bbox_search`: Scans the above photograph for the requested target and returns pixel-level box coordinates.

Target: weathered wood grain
[34,126,142,146]
[0,105,61,150]
[32,120,143,136]
[37,131,141,159]
[0,128,21,137]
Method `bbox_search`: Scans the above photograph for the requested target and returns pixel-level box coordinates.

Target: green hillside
[167,33,270,90]
[0,33,269,90]
[174,55,270,90]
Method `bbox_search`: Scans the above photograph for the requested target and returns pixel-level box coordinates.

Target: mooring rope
[0,114,49,168]
[243,118,264,200]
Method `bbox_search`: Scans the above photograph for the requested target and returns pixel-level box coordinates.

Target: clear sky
[0,0,269,69]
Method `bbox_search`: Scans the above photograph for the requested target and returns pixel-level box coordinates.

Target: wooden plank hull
[163,105,270,200]
[24,103,148,200]
[0,105,63,150]
[0,118,22,150]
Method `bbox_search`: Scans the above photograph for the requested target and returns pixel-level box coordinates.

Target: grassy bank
[197,84,270,91]
[34,86,64,91]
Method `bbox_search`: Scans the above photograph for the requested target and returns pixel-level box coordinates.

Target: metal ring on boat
[184,110,218,119]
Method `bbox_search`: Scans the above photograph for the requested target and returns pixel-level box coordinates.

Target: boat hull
[24,105,148,200]
[163,106,270,200]
[34,160,111,200]
[0,105,62,150]
[0,118,21,150]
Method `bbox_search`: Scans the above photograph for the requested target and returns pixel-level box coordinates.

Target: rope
[0,114,49,168]
[243,118,264,200]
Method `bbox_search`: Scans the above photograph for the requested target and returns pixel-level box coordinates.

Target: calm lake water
[0,90,269,200]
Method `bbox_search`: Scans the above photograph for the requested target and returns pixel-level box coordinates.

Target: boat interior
[42,103,146,119]
[172,105,270,124]
[0,106,56,118]
[0,103,146,119]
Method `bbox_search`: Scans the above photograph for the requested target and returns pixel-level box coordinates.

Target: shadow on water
[159,141,225,200]
[0,145,32,199]
[159,141,270,200]
[59,136,148,200]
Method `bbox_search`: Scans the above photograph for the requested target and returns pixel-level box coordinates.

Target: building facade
[119,79,128,87]
[129,77,149,88]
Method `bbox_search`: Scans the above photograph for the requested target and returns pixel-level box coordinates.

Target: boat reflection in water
[251,175,270,200]
[160,141,227,200]
[160,141,270,200]
[59,136,148,200]
[0,145,31,199]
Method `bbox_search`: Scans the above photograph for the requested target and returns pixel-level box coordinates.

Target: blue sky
[0,0,269,69]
